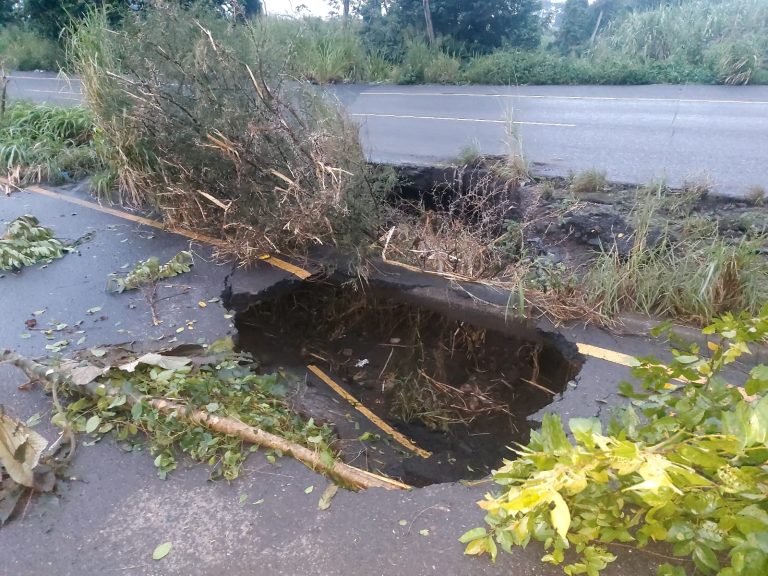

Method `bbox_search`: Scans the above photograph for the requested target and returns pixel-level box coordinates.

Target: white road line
[22,89,82,95]
[360,91,768,106]
[8,75,82,82]
[350,112,575,127]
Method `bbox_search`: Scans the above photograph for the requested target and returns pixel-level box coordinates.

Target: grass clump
[585,195,768,324]
[0,102,102,187]
[747,185,766,206]
[570,170,608,195]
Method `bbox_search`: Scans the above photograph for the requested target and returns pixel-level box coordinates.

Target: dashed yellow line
[307,364,433,459]
[577,343,639,368]
[2,180,312,280]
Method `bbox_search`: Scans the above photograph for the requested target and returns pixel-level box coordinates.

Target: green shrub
[0,26,62,71]
[464,308,768,575]
[396,38,461,84]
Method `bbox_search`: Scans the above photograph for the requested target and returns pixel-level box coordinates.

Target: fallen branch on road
[0,349,409,491]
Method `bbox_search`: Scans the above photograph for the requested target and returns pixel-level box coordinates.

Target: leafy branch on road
[106,251,193,325]
[464,307,768,576]
[1,214,68,271]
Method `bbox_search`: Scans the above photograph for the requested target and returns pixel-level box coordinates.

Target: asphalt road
[1,182,664,576]
[8,72,768,196]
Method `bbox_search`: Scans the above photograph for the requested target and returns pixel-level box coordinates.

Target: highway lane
[8,72,768,196]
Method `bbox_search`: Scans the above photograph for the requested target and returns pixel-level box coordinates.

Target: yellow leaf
[198,301,207,308]
[550,492,571,540]
[464,538,488,556]
[707,341,720,352]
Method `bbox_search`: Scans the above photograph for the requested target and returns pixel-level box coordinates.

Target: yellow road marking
[2,180,312,280]
[307,364,433,459]
[576,343,639,368]
[350,112,575,128]
[360,91,768,106]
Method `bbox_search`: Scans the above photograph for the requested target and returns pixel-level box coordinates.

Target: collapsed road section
[231,275,583,486]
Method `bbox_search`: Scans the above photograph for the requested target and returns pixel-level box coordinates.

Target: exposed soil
[235,279,582,486]
[390,161,768,275]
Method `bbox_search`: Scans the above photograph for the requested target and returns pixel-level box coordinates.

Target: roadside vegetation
[463,308,768,576]
[3,1,761,328]
[2,1,767,85]
[0,102,103,189]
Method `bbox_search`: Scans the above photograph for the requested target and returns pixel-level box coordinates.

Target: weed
[663,176,711,216]
[455,143,482,166]
[570,170,607,195]
[538,181,556,201]
[679,215,719,241]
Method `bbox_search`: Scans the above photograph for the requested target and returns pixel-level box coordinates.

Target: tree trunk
[590,10,604,45]
[422,0,435,44]
[343,0,350,18]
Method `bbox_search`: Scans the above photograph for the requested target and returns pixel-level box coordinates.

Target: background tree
[388,0,542,53]
[556,0,595,54]
[0,0,17,25]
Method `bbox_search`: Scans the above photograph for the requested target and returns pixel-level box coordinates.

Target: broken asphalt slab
[1,184,669,575]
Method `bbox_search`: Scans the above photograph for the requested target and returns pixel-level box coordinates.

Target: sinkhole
[234,279,583,487]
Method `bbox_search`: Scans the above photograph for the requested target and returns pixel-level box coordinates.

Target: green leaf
[85,415,101,434]
[152,542,172,560]
[693,544,720,573]
[459,527,488,543]
[569,418,602,446]
[304,485,314,494]
[540,414,571,453]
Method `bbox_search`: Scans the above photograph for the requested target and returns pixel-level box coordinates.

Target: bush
[396,38,461,84]
[0,26,62,71]
[69,7,391,258]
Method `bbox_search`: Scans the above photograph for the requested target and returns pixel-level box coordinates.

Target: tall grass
[0,102,101,187]
[585,193,768,324]
[592,0,768,85]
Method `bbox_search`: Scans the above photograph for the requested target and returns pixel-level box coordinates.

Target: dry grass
[69,7,389,260]
[570,170,607,194]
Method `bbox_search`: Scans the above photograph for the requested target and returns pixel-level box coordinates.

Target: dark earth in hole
[235,280,582,486]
